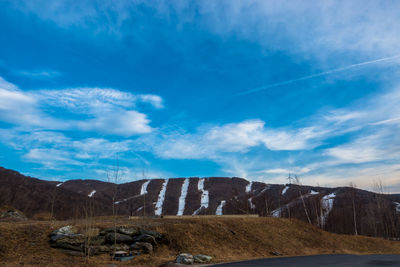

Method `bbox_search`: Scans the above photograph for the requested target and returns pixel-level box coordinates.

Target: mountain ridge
[1,166,400,238]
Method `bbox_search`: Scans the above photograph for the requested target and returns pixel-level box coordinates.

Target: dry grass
[1,217,400,266]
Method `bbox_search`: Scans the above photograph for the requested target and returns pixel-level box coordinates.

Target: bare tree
[49,185,58,222]
[83,197,94,260]
[107,157,121,259]
[349,182,358,235]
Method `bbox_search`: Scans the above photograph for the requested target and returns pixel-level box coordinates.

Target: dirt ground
[1,216,400,266]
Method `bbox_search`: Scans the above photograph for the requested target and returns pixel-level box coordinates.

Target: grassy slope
[1,217,400,266]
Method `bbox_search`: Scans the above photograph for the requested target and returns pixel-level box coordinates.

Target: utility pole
[287,173,293,185]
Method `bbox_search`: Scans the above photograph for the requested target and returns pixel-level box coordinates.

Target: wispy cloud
[17,69,62,79]
[0,77,162,136]
[239,54,400,96]
[9,1,400,59]
[137,120,327,161]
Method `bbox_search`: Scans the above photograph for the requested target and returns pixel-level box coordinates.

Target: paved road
[210,254,400,266]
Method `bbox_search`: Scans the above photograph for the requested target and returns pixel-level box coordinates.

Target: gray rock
[51,225,77,236]
[100,228,114,235]
[105,232,133,243]
[193,254,212,263]
[0,210,27,221]
[51,242,83,252]
[131,242,153,254]
[51,234,85,251]
[175,253,194,265]
[138,229,162,240]
[110,244,130,252]
[53,234,85,245]
[118,227,138,236]
[134,234,156,245]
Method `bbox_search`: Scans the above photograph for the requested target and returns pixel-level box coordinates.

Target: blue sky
[1,1,400,191]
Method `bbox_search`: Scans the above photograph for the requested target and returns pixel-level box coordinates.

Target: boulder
[51,234,85,251]
[51,225,77,236]
[193,254,212,263]
[118,227,138,236]
[0,210,27,221]
[138,229,162,240]
[110,244,130,252]
[105,232,133,243]
[131,242,153,254]
[134,234,157,245]
[175,253,194,265]
[100,228,116,235]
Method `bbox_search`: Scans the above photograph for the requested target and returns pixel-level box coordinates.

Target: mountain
[1,166,400,237]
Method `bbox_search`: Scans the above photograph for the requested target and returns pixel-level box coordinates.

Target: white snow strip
[248,197,255,210]
[246,181,253,193]
[155,179,169,216]
[271,207,282,218]
[394,202,400,213]
[282,185,289,195]
[193,178,209,215]
[320,192,336,227]
[56,182,63,187]
[140,180,150,195]
[310,190,319,195]
[216,200,226,215]
[88,190,96,197]
[177,178,190,216]
[137,206,143,212]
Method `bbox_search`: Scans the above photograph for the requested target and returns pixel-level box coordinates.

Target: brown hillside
[1,217,400,266]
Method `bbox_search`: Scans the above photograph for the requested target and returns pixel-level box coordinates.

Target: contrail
[238,54,400,96]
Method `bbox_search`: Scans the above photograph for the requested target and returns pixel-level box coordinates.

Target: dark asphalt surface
[210,254,400,266]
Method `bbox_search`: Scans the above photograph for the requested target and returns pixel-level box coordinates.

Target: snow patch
[155,179,169,216]
[88,190,96,197]
[282,185,289,195]
[216,200,226,215]
[394,202,400,213]
[177,178,190,216]
[320,192,336,227]
[309,190,319,195]
[140,180,150,195]
[271,207,282,218]
[248,197,255,210]
[246,181,253,193]
[137,206,143,212]
[193,178,209,215]
[56,182,63,187]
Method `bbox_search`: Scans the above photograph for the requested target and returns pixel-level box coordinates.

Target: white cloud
[17,69,62,79]
[24,148,83,169]
[261,167,311,175]
[0,77,161,136]
[10,1,400,58]
[141,119,327,161]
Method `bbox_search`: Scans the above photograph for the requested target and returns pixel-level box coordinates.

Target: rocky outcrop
[49,226,165,257]
[175,253,194,264]
[0,210,27,221]
[175,253,212,265]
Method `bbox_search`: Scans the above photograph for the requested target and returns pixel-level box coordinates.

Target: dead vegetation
[1,216,400,266]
